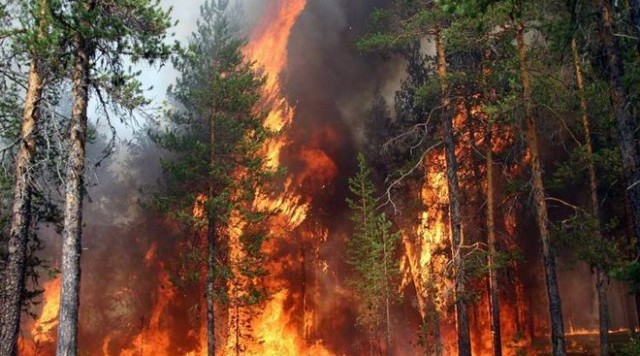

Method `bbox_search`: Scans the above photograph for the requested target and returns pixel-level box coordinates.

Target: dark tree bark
[382,228,392,355]
[485,124,503,356]
[594,0,640,254]
[435,27,472,356]
[571,37,610,356]
[207,114,216,356]
[630,0,640,55]
[516,21,567,356]
[56,11,94,354]
[0,1,47,354]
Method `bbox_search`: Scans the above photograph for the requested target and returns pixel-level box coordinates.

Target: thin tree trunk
[235,288,240,356]
[594,0,640,255]
[486,124,502,356]
[516,22,567,356]
[435,26,472,356]
[382,228,391,355]
[0,1,47,350]
[207,113,216,356]
[433,309,442,356]
[571,37,610,356]
[56,26,92,356]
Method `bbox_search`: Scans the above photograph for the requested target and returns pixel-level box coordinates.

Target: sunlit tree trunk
[435,26,471,356]
[516,21,567,356]
[0,3,47,354]
[57,17,93,355]
[571,37,610,356]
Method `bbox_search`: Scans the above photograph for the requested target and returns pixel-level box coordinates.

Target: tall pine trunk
[435,27,472,356]
[56,24,92,356]
[0,2,47,354]
[516,22,567,356]
[0,24,46,356]
[485,124,502,356]
[594,0,640,256]
[571,37,610,356]
[207,114,216,356]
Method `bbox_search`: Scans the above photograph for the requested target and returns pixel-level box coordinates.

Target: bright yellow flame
[33,277,61,344]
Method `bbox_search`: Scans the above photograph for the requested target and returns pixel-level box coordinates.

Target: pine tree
[346,154,401,355]
[53,1,173,354]
[151,1,273,354]
[0,0,63,353]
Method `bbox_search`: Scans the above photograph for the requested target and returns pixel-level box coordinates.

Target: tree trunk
[433,309,442,356]
[56,29,91,356]
[207,113,216,356]
[594,0,640,255]
[571,37,611,356]
[516,22,567,356]
[0,13,46,353]
[435,27,472,356]
[630,0,640,55]
[382,228,391,355]
[234,288,240,356]
[485,124,502,356]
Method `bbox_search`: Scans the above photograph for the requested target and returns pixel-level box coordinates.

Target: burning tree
[151,1,275,354]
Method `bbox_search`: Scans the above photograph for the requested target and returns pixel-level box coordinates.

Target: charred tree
[0,1,48,354]
[515,21,567,356]
[435,27,472,356]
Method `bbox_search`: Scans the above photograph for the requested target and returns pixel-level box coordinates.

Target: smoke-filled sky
[110,0,268,139]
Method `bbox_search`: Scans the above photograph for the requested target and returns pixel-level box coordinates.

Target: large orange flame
[119,270,176,356]
[19,277,61,355]
[235,0,336,354]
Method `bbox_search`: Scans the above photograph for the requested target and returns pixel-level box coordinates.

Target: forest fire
[234,0,337,354]
[7,0,640,355]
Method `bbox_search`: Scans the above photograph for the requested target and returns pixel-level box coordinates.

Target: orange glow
[120,270,176,356]
[235,0,339,354]
[144,242,158,267]
[241,290,333,356]
[32,277,61,345]
[19,277,61,355]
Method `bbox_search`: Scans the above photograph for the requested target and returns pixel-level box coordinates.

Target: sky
[101,0,206,140]
[102,0,268,140]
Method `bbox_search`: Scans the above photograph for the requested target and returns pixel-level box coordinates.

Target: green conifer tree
[346,153,401,355]
[151,1,274,354]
